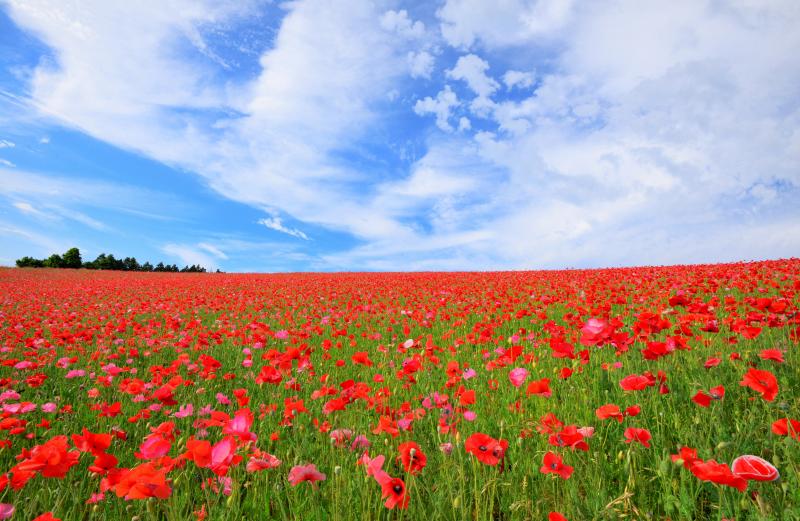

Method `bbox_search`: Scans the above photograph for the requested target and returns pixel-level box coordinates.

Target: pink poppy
[509,367,528,388]
[288,463,326,487]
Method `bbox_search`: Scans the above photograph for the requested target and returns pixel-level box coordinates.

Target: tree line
[16,247,212,273]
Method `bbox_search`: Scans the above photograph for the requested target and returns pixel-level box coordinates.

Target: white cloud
[380,9,425,39]
[0,140,15,148]
[437,0,574,48]
[257,217,309,240]
[414,85,459,131]
[447,54,499,98]
[197,242,228,259]
[503,70,535,90]
[0,159,16,167]
[407,50,434,79]
[13,201,39,215]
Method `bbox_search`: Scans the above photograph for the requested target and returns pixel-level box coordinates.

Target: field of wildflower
[0,261,798,520]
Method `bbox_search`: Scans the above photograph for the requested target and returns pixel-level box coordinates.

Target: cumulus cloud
[407,50,434,79]
[414,86,459,131]
[503,70,535,90]
[447,54,499,98]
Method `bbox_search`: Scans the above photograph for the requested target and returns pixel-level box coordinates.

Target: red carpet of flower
[0,261,798,520]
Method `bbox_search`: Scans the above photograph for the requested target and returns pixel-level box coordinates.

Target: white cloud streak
[257,217,309,240]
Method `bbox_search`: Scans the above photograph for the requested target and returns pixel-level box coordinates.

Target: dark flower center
[479,445,487,452]
[393,484,403,494]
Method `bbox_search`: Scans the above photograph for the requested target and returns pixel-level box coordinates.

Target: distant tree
[62,247,82,269]
[16,256,44,268]
[15,247,208,273]
[43,254,64,268]
[90,253,107,270]
[122,257,140,271]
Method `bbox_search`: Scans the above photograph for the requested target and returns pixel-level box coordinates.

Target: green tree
[62,247,82,269]
[122,257,140,271]
[16,256,44,268]
[43,254,64,268]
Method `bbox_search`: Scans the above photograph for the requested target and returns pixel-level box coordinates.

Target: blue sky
[1,1,798,272]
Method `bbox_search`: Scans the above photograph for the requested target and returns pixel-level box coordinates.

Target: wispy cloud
[257,217,309,241]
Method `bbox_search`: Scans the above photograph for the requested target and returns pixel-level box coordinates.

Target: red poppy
[549,513,568,521]
[380,477,409,509]
[464,433,508,466]
[624,405,641,417]
[31,514,61,521]
[185,438,212,468]
[691,386,724,408]
[671,446,699,469]
[619,374,651,391]
[548,425,588,451]
[739,368,779,401]
[759,349,785,363]
[539,451,573,479]
[114,462,172,500]
[9,435,80,489]
[688,459,747,492]
[526,378,552,397]
[397,441,427,475]
[459,389,476,406]
[596,404,623,423]
[731,455,779,482]
[372,416,399,438]
[71,428,112,456]
[771,418,800,440]
[623,428,651,448]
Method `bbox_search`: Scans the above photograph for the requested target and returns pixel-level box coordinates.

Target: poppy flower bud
[452,496,461,509]
[334,465,341,475]
[617,450,624,461]
[715,441,731,451]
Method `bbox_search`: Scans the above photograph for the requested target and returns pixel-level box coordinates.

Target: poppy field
[0,261,798,520]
